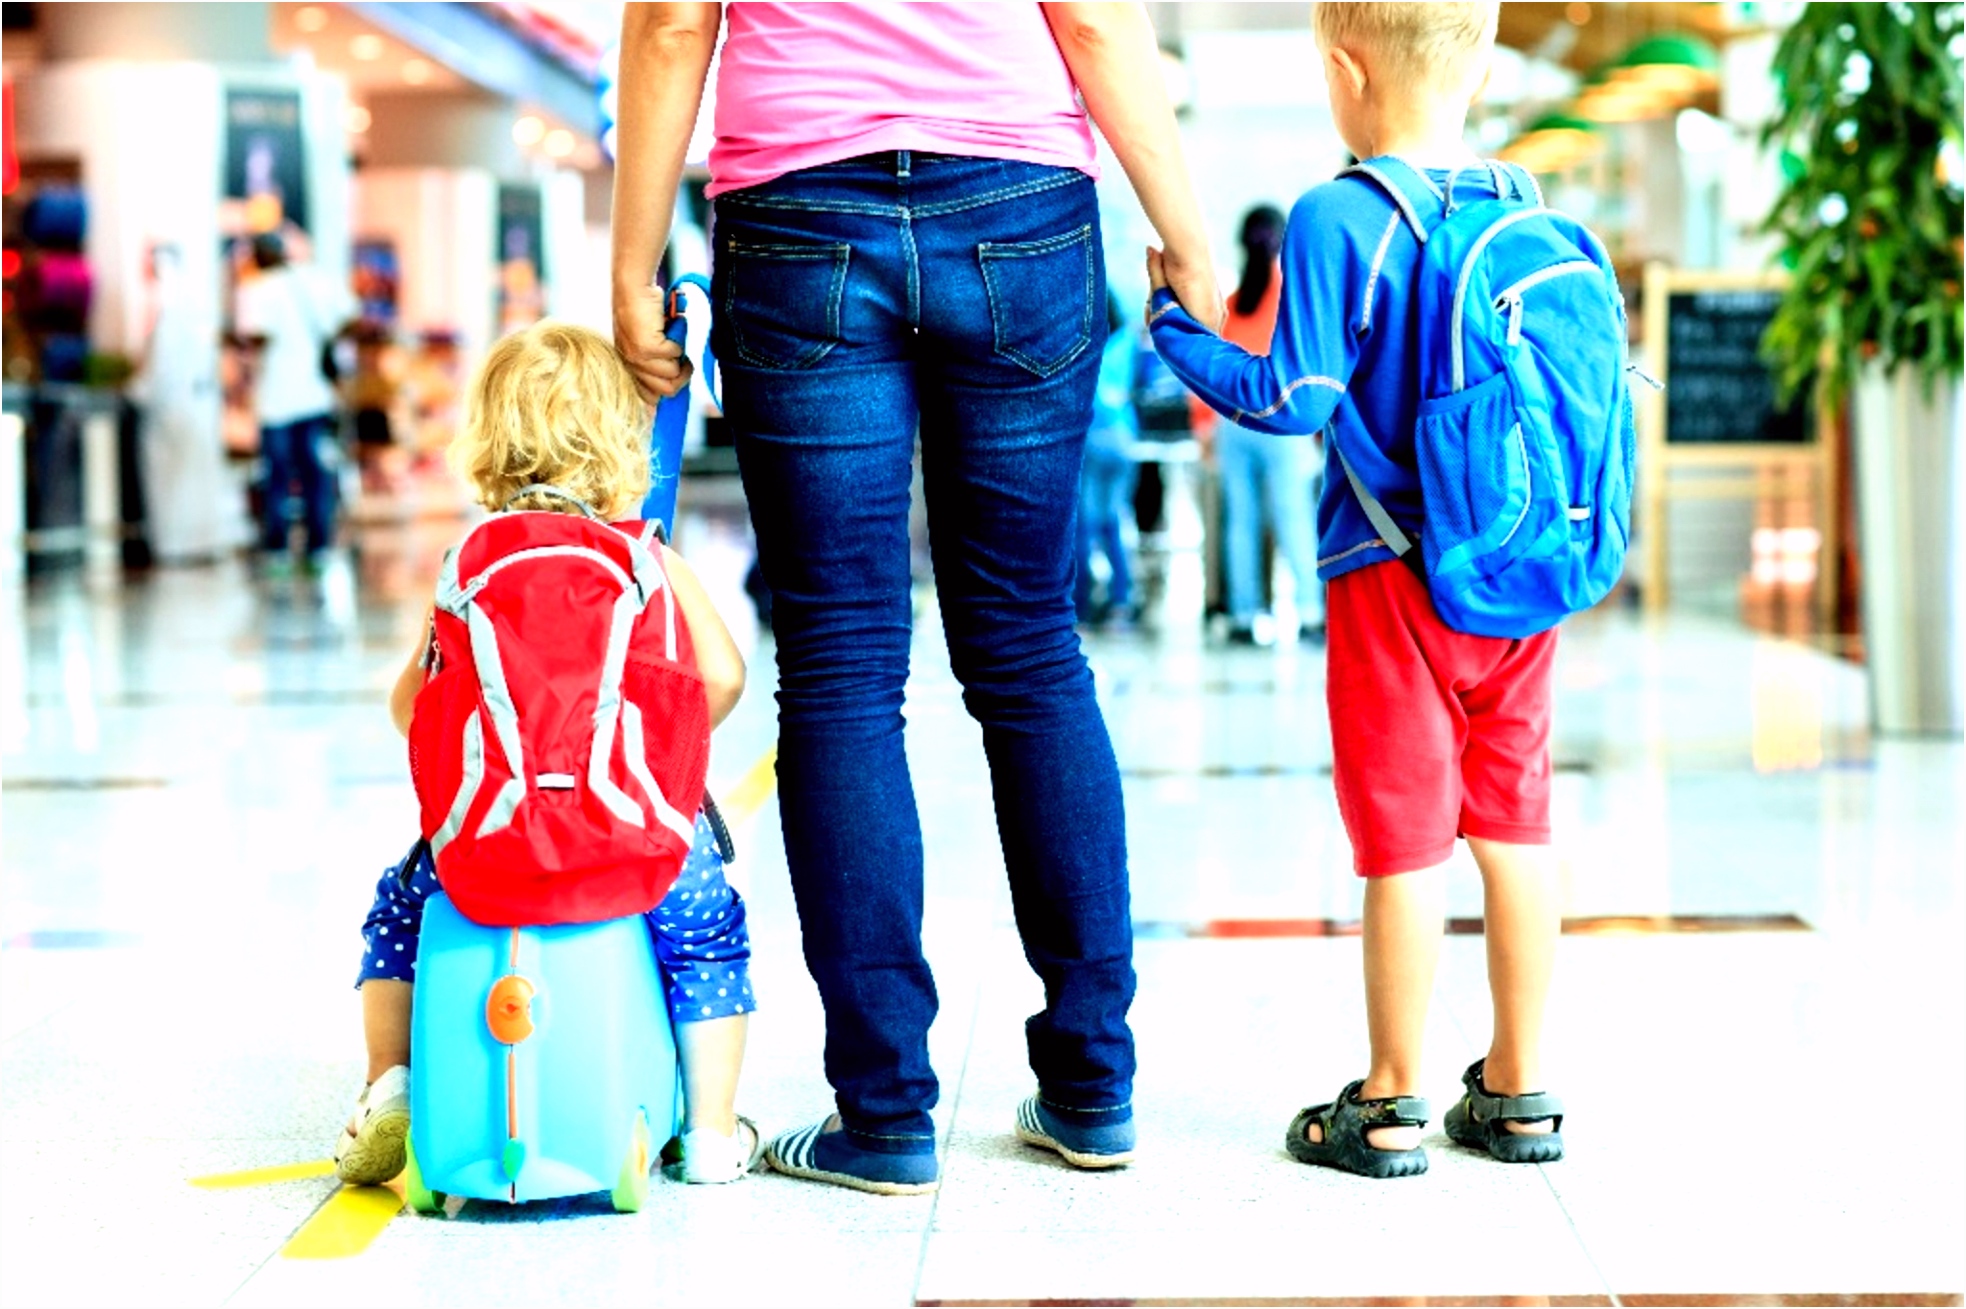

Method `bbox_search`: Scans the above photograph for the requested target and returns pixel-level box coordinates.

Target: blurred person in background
[133,241,236,562]
[1194,205,1326,645]
[1077,290,1142,629]
[234,226,352,574]
[344,324,407,499]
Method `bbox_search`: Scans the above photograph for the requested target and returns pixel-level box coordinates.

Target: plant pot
[1850,362,1964,737]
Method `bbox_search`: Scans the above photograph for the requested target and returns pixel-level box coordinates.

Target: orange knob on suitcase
[485,974,536,1045]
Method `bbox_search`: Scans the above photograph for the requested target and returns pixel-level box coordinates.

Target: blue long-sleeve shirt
[1151,167,1506,581]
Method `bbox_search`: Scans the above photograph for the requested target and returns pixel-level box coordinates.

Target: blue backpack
[1333,156,1639,639]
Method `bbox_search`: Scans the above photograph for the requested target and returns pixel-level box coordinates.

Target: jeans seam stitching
[1037,1097,1131,1117]
[714,168,1081,220]
[912,171,1080,218]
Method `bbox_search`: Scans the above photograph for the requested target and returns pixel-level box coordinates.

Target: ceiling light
[1500,112,1602,172]
[513,115,545,147]
[1608,34,1720,95]
[1572,64,1676,123]
[344,104,372,134]
[543,129,576,158]
[350,34,386,61]
[401,58,433,85]
[1573,89,1672,122]
[295,6,330,33]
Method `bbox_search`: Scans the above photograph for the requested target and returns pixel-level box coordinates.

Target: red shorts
[1326,562,1557,877]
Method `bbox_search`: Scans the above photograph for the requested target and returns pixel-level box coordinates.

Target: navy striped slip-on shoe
[765,1117,939,1196]
[1015,1095,1136,1169]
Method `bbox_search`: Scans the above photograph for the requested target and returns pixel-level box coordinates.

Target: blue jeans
[258,412,336,555]
[1217,422,1324,627]
[714,153,1136,1150]
[1076,439,1136,620]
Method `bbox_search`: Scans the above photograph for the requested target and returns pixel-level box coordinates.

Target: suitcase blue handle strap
[642,273,717,540]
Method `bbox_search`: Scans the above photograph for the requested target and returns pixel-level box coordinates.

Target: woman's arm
[1043,2,1223,331]
[661,546,746,729]
[611,2,722,400]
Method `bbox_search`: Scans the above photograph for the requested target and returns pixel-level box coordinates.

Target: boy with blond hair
[1147,2,1568,1177]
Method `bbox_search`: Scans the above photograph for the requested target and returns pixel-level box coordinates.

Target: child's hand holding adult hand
[614,286,694,402]
[1146,244,1225,334]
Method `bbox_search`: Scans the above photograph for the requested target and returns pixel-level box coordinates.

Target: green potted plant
[1760,0,1964,735]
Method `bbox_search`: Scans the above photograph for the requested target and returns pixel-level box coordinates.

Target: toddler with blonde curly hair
[334,321,763,1189]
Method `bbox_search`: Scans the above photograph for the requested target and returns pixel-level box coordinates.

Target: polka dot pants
[354,812,755,1025]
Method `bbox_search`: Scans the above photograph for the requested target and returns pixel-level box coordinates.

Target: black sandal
[1285,1079,1430,1178]
[1444,1059,1564,1163]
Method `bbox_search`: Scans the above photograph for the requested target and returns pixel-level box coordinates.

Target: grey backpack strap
[701,792,736,865]
[499,483,599,517]
[1496,161,1545,207]
[1327,425,1421,573]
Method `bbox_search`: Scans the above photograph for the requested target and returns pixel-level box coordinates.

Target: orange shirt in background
[1187,263,1281,440]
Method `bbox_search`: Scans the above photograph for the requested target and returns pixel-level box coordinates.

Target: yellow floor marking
[188,1159,337,1189]
[280,1177,407,1260]
[718,743,779,827]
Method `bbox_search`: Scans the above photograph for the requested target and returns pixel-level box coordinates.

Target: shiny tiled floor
[2,478,1962,1309]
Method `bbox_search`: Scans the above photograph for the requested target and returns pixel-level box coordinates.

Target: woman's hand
[1147,244,1224,332]
[615,286,693,401]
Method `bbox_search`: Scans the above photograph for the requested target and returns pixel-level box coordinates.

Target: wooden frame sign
[1638,263,1841,629]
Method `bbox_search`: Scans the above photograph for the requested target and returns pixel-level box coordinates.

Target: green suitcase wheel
[403,1134,445,1215]
[610,1111,652,1213]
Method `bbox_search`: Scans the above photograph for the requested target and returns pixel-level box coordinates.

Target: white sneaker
[334,1065,411,1186]
[670,1116,763,1185]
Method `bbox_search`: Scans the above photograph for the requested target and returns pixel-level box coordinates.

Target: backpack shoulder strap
[1493,160,1545,207]
[1327,426,1419,568]
[500,484,598,516]
[1340,155,1444,244]
[616,521,679,661]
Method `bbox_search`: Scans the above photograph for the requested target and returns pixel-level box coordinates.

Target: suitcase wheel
[610,1111,652,1213]
[403,1134,445,1215]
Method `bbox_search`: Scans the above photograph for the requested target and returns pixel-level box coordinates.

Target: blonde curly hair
[450,320,651,520]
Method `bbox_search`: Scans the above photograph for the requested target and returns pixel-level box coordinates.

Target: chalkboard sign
[1663,289,1813,444]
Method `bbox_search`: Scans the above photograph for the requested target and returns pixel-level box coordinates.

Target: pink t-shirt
[706,3,1098,198]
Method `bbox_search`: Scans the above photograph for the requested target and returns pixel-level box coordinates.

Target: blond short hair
[450,321,651,520]
[1313,2,1499,89]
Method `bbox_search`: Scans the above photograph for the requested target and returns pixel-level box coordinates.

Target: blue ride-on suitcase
[402,891,682,1213]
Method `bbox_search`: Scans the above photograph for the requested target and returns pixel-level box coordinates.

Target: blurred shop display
[352,239,400,327]
[1636,267,1836,636]
[11,180,92,384]
[1759,1,1963,737]
[222,87,310,237]
[405,330,464,465]
[217,87,316,463]
[4,0,619,578]
[2,171,155,573]
[495,182,545,335]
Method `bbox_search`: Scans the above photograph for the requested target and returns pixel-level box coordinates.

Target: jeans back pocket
[723,240,850,370]
[978,224,1095,380]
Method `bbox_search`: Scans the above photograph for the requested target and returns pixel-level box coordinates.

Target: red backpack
[407,497,710,926]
